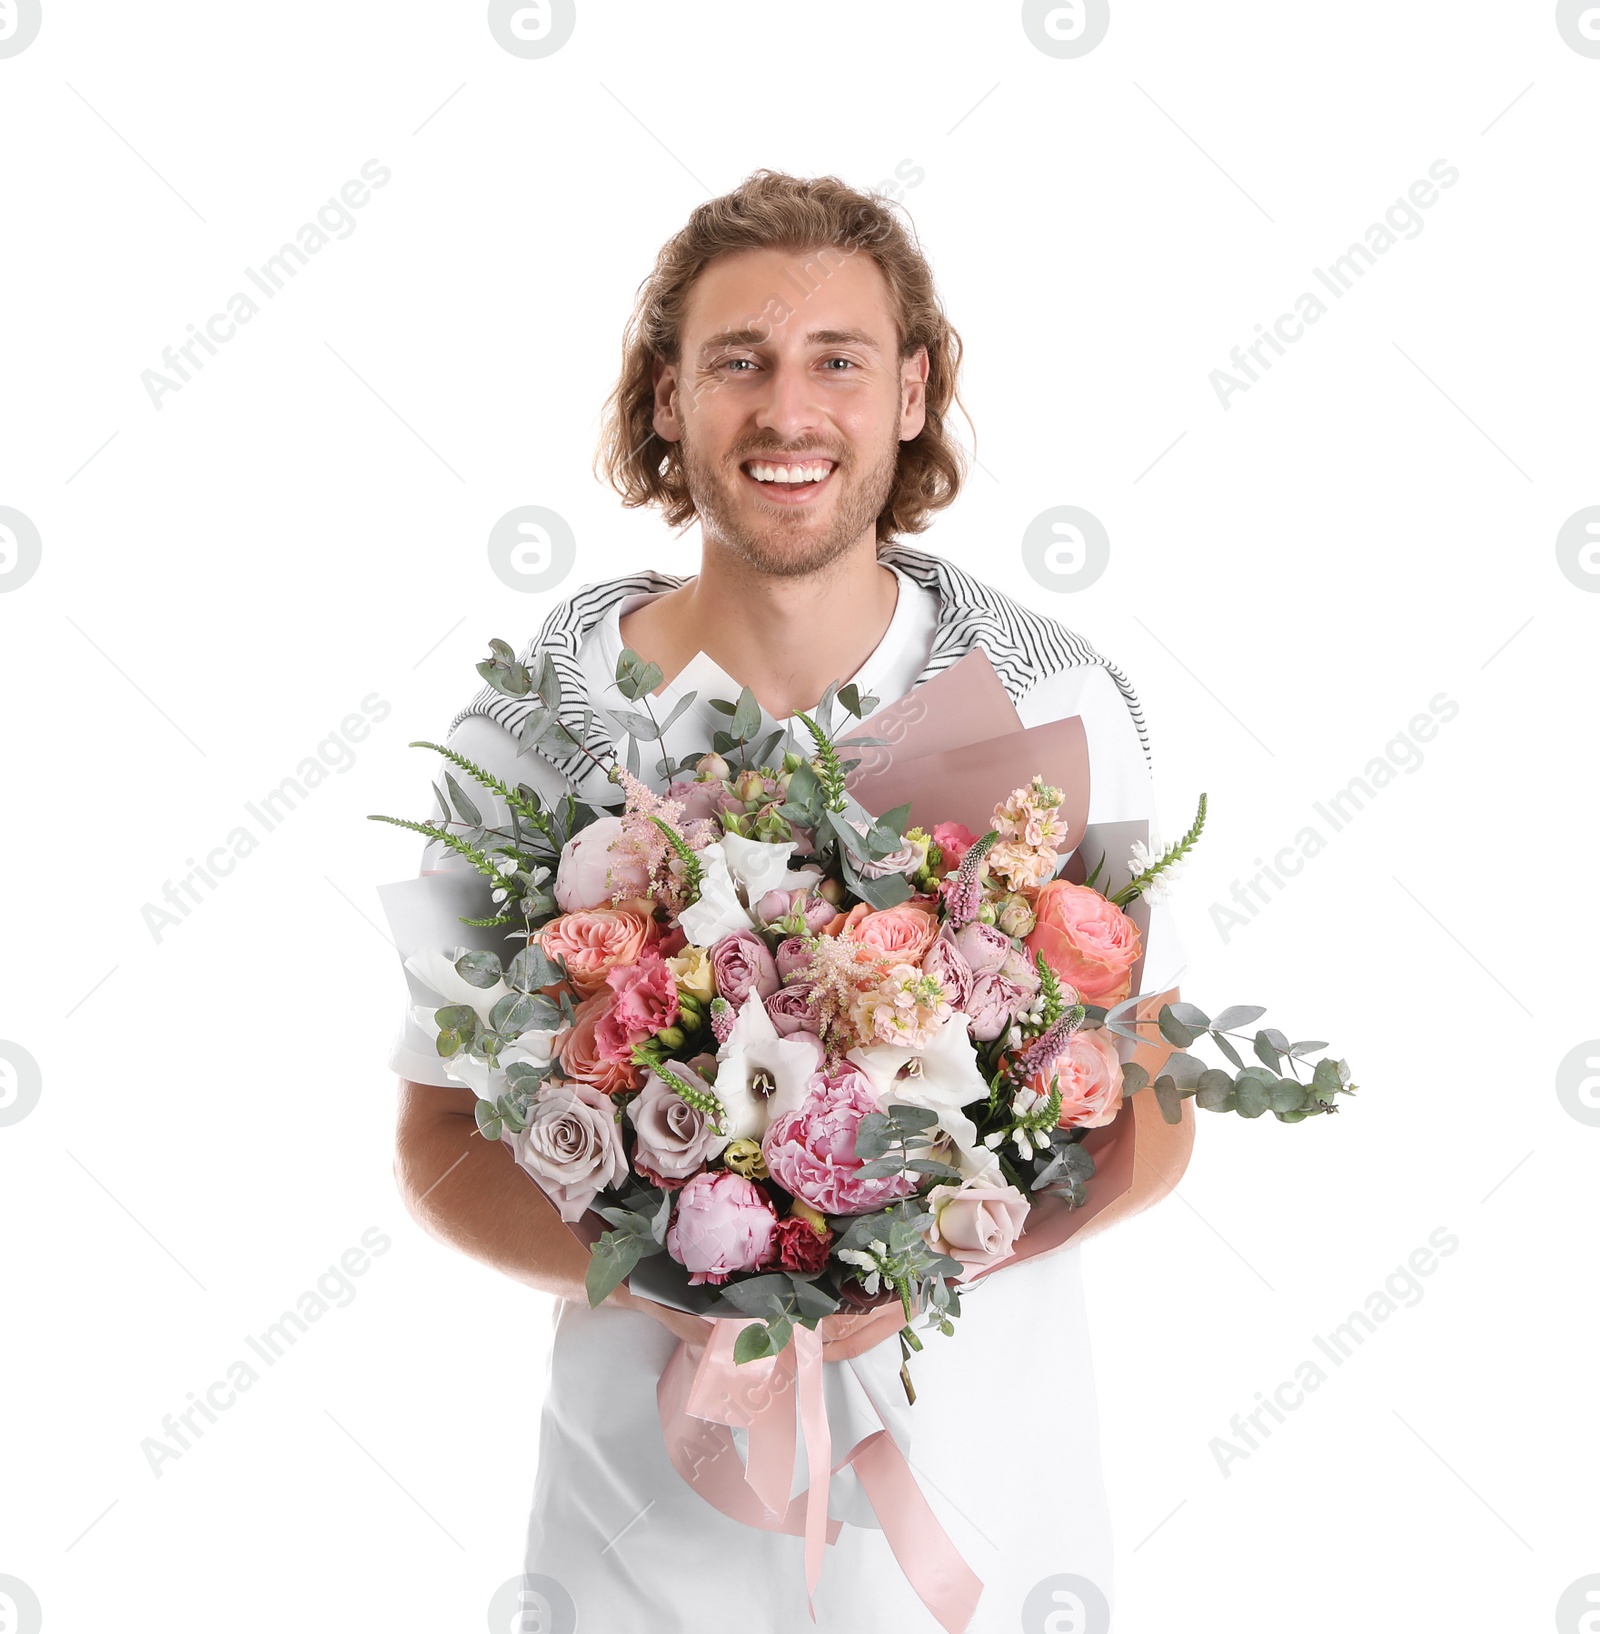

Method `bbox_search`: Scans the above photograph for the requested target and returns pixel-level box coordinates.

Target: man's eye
[720,357,755,371]
[822,357,856,370]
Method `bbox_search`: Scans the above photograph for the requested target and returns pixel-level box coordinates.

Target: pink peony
[761,1067,919,1216]
[554,816,651,912]
[775,935,817,982]
[665,1171,779,1286]
[965,971,1034,1042]
[709,928,779,1009]
[921,931,974,1011]
[951,920,1012,976]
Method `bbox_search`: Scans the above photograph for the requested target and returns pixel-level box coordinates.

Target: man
[391,170,1192,1631]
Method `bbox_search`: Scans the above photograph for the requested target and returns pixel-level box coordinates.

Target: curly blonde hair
[593,169,970,546]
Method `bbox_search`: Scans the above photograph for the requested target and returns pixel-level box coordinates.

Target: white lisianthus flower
[846,1010,992,1179]
[712,988,824,1142]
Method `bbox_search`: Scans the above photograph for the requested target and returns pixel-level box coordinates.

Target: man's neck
[617,538,900,721]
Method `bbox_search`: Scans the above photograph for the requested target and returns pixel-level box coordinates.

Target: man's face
[651,246,928,577]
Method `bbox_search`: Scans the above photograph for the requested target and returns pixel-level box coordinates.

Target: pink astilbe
[607,767,719,908]
[785,932,892,1061]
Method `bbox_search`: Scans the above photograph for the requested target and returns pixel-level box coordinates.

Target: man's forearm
[394,1079,600,1305]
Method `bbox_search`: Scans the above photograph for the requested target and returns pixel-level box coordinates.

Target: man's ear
[899,344,929,442]
[652,355,682,444]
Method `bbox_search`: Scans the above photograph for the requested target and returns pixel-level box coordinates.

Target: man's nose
[751,359,824,439]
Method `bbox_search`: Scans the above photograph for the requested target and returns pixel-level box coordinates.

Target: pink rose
[951,920,1012,976]
[764,981,822,1037]
[930,821,978,875]
[554,816,651,912]
[921,931,974,1011]
[925,1179,1030,1280]
[1024,880,1142,1007]
[665,1171,779,1286]
[504,1078,629,1222]
[1033,1025,1125,1129]
[852,902,941,966]
[709,928,779,1008]
[761,1067,919,1216]
[626,1063,728,1189]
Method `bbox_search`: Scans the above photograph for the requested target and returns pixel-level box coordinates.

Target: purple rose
[710,928,779,1007]
[951,920,1012,976]
[504,1078,629,1222]
[966,971,1033,1042]
[765,981,823,1037]
[665,1171,779,1286]
[921,931,975,1011]
[626,1063,728,1189]
[761,1067,920,1216]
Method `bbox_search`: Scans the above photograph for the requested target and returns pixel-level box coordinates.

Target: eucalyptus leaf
[1211,1004,1267,1032]
[454,949,503,990]
[445,772,482,827]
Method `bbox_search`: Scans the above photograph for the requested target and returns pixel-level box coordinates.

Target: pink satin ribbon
[656,1317,984,1632]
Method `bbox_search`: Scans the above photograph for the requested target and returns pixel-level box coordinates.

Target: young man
[391,170,1193,1632]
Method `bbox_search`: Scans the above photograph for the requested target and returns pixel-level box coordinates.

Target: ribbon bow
[656,1317,983,1633]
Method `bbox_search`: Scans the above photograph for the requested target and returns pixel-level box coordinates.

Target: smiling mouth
[738,456,839,504]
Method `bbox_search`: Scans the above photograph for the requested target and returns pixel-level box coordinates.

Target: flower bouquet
[374,639,1354,1629]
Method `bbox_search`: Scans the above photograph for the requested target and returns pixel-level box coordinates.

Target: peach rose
[851,902,941,966]
[925,1179,1030,1280]
[820,900,871,940]
[1023,879,1141,1006]
[536,907,657,998]
[552,990,645,1096]
[1032,1025,1124,1129]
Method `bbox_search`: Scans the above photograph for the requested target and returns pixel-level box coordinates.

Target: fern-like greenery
[409,739,563,852]
[791,709,847,811]
[648,814,704,899]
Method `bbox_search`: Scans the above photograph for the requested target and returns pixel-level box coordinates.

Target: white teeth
[746,462,832,484]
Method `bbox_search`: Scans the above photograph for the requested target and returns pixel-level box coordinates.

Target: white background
[2,3,1597,1631]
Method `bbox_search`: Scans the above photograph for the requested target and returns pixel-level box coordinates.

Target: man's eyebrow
[697,326,883,356]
